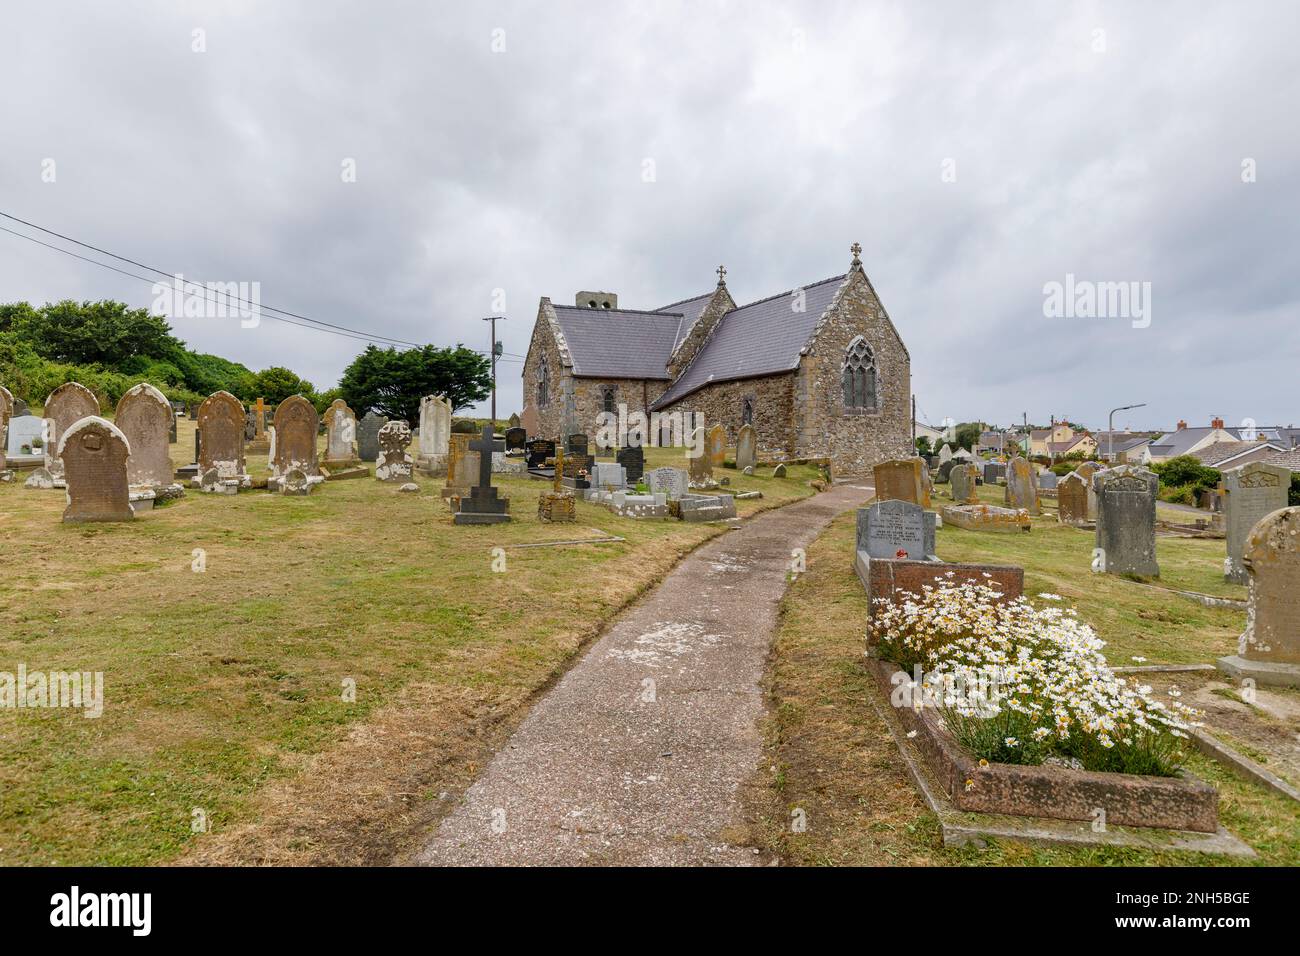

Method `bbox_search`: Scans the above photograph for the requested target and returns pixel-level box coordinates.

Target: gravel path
[416,482,873,866]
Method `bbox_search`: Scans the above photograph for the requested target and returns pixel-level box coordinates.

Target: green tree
[339,344,491,425]
[245,366,315,405]
[914,435,932,456]
[954,422,982,452]
[14,299,177,366]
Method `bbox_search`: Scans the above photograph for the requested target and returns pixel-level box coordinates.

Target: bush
[870,579,1197,776]
[1152,455,1220,497]
[1158,483,1199,506]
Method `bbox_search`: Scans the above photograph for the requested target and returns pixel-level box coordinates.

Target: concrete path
[416,482,873,866]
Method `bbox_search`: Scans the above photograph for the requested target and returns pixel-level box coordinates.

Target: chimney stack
[1211,417,1224,430]
[576,291,618,310]
[1176,420,1187,431]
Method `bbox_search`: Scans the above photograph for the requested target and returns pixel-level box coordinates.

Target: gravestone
[566,433,589,459]
[1058,472,1090,526]
[950,462,979,504]
[453,426,511,525]
[115,383,173,488]
[706,424,726,468]
[197,390,247,481]
[12,396,28,417]
[914,456,933,507]
[505,427,527,454]
[417,395,451,471]
[537,444,577,522]
[272,394,320,478]
[936,459,958,483]
[323,398,358,464]
[357,411,387,462]
[251,397,269,441]
[43,382,100,479]
[1004,457,1039,514]
[1217,506,1300,688]
[375,420,413,483]
[169,410,178,444]
[938,444,953,464]
[526,438,555,471]
[508,412,520,429]
[1037,470,1059,491]
[648,466,689,501]
[687,428,712,484]
[59,417,134,522]
[1094,465,1159,577]
[616,444,645,483]
[6,415,43,457]
[856,499,937,561]
[0,384,11,473]
[1075,461,1105,519]
[943,504,1032,533]
[872,459,923,505]
[735,424,757,473]
[441,433,477,498]
[592,462,627,490]
[1223,462,1291,584]
[983,462,1005,484]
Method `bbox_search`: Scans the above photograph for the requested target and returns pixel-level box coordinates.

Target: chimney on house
[1176,420,1187,430]
[576,291,618,310]
[1211,417,1225,429]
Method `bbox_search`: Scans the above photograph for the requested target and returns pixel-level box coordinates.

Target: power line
[0,210,425,348]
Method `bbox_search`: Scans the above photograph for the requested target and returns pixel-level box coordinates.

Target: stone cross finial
[716,264,727,284]
[850,242,862,266]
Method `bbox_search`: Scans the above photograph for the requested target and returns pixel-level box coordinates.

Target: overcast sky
[1,1,1296,431]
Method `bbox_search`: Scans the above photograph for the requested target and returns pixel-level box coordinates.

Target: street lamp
[1108,403,1146,461]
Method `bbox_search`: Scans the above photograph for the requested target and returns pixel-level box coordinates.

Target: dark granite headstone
[617,445,645,483]
[566,433,589,459]
[505,427,527,453]
[1094,465,1159,577]
[527,438,555,470]
[357,411,387,462]
[856,499,937,561]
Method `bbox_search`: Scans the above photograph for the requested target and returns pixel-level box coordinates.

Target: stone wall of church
[569,377,670,444]
[520,304,569,440]
[793,268,911,476]
[655,373,796,462]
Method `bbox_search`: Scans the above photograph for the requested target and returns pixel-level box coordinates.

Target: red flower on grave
[896,549,909,559]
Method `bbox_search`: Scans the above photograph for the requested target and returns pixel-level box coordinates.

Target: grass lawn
[0,418,818,865]
[741,506,1300,865]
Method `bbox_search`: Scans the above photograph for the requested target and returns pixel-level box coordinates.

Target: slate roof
[650,274,848,410]
[655,291,715,349]
[1194,440,1286,467]
[1264,447,1300,472]
[550,304,681,380]
[1148,427,1225,459]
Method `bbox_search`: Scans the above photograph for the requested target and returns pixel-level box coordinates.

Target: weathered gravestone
[441,433,477,499]
[505,427,527,454]
[939,444,953,464]
[872,459,924,505]
[357,411,387,462]
[1217,506,1300,688]
[453,425,511,524]
[949,462,979,504]
[735,424,757,473]
[687,428,712,484]
[591,461,626,490]
[648,466,689,501]
[272,394,320,482]
[374,420,413,482]
[616,444,645,483]
[508,412,520,429]
[566,433,589,459]
[197,390,247,485]
[1004,456,1039,514]
[59,417,134,522]
[914,457,933,507]
[43,382,100,479]
[323,398,358,465]
[11,395,28,417]
[1037,470,1059,491]
[983,462,1005,484]
[706,424,726,469]
[1094,465,1159,577]
[937,459,958,484]
[116,383,173,488]
[1057,472,1090,526]
[856,499,937,562]
[1223,462,1291,584]
[0,384,11,474]
[417,395,451,473]
[1074,461,1105,519]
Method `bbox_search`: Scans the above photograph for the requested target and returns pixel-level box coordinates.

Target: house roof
[1264,447,1300,472]
[1149,427,1225,458]
[655,291,715,349]
[651,274,847,409]
[1195,440,1286,467]
[1047,435,1092,454]
[550,304,681,380]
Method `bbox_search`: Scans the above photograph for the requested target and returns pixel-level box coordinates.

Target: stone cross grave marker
[1223,462,1291,584]
[453,425,511,524]
[252,397,268,440]
[116,383,173,488]
[1094,465,1159,577]
[59,416,134,522]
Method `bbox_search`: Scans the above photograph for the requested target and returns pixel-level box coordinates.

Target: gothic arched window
[841,337,877,412]
[537,357,550,408]
[602,385,617,415]
[741,397,754,425]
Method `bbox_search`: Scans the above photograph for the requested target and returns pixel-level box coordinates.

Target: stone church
[520,244,911,475]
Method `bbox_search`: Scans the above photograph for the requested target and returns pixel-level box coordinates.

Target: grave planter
[867,659,1219,832]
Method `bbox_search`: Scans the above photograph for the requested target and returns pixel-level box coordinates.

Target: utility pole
[481,315,506,428]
